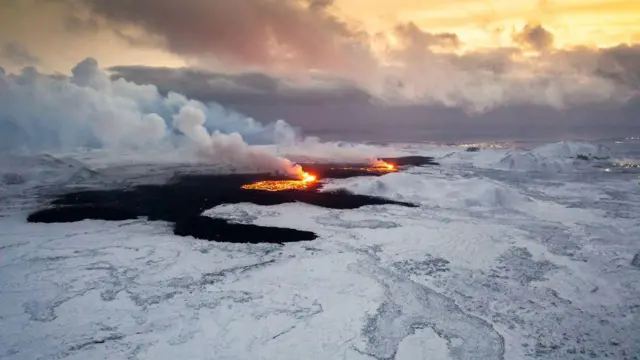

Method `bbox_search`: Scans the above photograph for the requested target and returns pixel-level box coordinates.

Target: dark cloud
[64,13,100,33]
[109,38,640,114]
[394,22,461,49]
[548,44,640,90]
[512,23,555,51]
[449,47,520,73]
[599,44,640,87]
[1,42,39,65]
[34,0,101,33]
[376,22,638,111]
[105,63,639,144]
[109,65,372,106]
[308,0,334,11]
[233,101,640,143]
[7,1,639,112]
[73,0,376,75]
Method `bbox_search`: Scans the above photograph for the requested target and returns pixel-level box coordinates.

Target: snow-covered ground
[1,141,640,360]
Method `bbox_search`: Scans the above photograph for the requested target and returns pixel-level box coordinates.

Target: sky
[1,0,639,142]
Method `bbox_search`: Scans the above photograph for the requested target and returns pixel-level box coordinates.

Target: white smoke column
[172,105,212,147]
[0,58,301,155]
[0,57,397,173]
[0,60,170,151]
[173,105,303,176]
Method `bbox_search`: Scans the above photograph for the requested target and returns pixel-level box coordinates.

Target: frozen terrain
[1,140,640,360]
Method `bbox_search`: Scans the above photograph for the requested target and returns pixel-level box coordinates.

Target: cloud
[5,1,638,113]
[110,40,640,114]
[308,0,334,11]
[68,0,635,111]
[171,102,303,175]
[231,100,640,144]
[512,23,554,51]
[1,42,39,65]
[108,65,372,105]
[393,22,461,50]
[547,44,640,91]
[0,58,391,172]
[72,0,377,76]
[0,57,297,157]
[598,44,640,87]
[376,24,635,111]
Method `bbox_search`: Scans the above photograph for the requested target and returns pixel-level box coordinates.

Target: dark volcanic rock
[295,163,384,179]
[381,156,439,166]
[466,147,481,152]
[174,216,317,243]
[297,156,438,179]
[29,173,416,243]
[28,205,137,223]
[576,154,609,161]
[632,253,640,268]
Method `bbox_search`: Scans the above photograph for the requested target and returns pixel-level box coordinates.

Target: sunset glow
[334,0,640,49]
[2,0,638,74]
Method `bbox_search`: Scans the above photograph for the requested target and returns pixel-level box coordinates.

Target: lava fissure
[29,159,423,243]
[241,170,318,192]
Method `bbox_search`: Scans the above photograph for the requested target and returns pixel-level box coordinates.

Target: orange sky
[1,0,638,73]
[335,0,640,48]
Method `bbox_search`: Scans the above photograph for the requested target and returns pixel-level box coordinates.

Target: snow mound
[496,142,612,172]
[532,142,612,160]
[322,173,530,209]
[0,153,99,188]
[497,152,572,172]
[440,149,508,168]
[440,151,477,162]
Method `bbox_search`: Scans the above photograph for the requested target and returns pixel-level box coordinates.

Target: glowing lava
[331,160,397,173]
[369,160,397,172]
[241,170,318,192]
[302,172,317,182]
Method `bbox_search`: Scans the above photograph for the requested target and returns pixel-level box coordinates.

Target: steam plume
[0,58,304,173]
[0,58,382,175]
[172,104,303,176]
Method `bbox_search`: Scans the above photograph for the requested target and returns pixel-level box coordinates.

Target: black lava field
[28,156,436,243]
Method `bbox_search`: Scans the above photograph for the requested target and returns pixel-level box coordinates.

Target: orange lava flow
[365,164,398,172]
[332,161,397,173]
[343,160,397,173]
[241,171,317,192]
[370,161,396,172]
